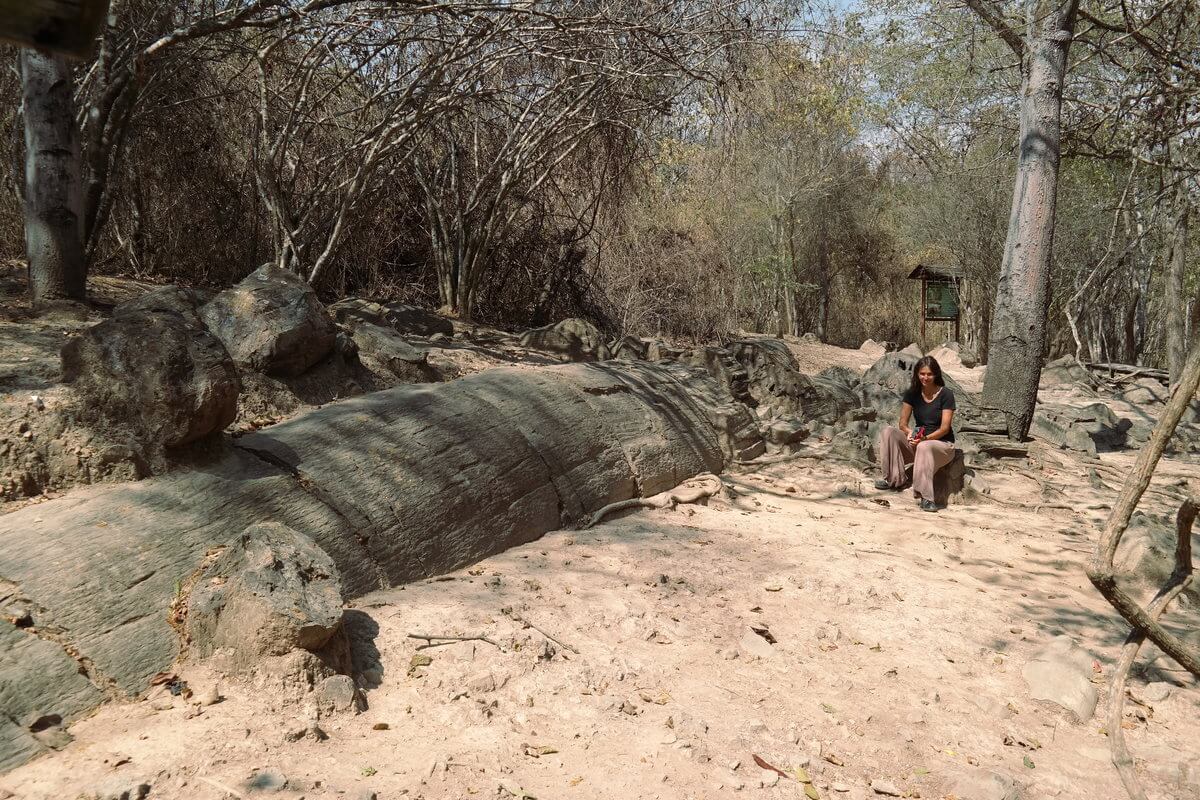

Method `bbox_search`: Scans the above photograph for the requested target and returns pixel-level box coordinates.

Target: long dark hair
[909,356,945,395]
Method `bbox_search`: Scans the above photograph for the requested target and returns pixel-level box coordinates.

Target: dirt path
[4,449,1197,800]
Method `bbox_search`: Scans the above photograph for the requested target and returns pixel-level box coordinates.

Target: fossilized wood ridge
[0,362,736,771]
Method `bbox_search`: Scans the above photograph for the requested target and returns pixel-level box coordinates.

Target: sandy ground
[4,441,1198,800]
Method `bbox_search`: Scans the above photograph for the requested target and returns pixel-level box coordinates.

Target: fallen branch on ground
[407,633,501,650]
[1104,498,1195,800]
[502,608,579,654]
[735,450,824,466]
[1086,334,1200,800]
[582,473,724,529]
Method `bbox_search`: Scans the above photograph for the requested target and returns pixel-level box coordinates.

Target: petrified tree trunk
[980,0,1079,439]
[19,49,86,309]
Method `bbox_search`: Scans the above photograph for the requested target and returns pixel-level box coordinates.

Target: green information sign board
[0,0,111,59]
[924,280,959,321]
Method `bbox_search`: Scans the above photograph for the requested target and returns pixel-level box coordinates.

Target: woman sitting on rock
[874,355,956,512]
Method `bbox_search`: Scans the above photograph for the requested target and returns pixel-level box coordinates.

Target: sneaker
[873,479,893,490]
[920,499,938,512]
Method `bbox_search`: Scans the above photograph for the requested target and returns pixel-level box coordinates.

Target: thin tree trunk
[19,49,86,309]
[1165,181,1191,385]
[979,0,1079,439]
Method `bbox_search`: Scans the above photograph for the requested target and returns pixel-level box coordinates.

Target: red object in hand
[910,426,925,443]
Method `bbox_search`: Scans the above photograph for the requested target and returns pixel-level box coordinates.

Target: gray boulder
[710,403,765,461]
[818,365,861,389]
[766,418,809,447]
[186,522,344,668]
[727,339,857,422]
[680,346,754,408]
[61,308,240,447]
[1117,377,1169,406]
[201,264,336,376]
[349,324,435,383]
[115,285,207,330]
[383,303,454,338]
[646,340,685,362]
[1040,355,1098,390]
[610,335,649,361]
[1030,403,1130,454]
[519,318,611,361]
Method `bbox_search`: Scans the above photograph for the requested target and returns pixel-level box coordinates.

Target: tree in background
[963,0,1081,439]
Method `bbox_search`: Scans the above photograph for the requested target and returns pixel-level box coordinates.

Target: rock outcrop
[61,305,240,448]
[519,318,611,361]
[186,522,345,668]
[201,264,337,376]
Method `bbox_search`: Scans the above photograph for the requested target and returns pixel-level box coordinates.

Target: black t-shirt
[902,386,957,443]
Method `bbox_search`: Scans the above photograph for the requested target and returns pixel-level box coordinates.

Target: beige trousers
[878,426,956,500]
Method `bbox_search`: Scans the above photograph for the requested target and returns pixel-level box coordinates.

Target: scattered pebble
[870,779,902,796]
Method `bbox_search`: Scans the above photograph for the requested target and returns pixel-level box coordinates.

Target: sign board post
[0,0,111,59]
[907,264,962,345]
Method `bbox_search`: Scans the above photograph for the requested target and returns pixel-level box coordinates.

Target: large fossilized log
[0,361,748,770]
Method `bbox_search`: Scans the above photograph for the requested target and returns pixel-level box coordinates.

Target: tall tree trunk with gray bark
[971,0,1080,439]
[1164,180,1191,385]
[19,49,86,309]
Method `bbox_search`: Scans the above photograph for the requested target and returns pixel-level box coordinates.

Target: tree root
[582,473,724,530]
[735,451,824,467]
[1086,334,1200,800]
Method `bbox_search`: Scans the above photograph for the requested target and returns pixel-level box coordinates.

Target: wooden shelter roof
[906,264,964,280]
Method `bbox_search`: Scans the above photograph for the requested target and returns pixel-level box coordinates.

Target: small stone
[467,671,497,693]
[150,697,174,711]
[949,769,1019,800]
[740,627,775,659]
[870,779,902,796]
[245,769,288,792]
[198,683,221,706]
[312,674,363,717]
[284,722,307,743]
[831,783,851,793]
[31,725,72,750]
[1141,682,1172,703]
[760,770,780,788]
[722,769,746,790]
